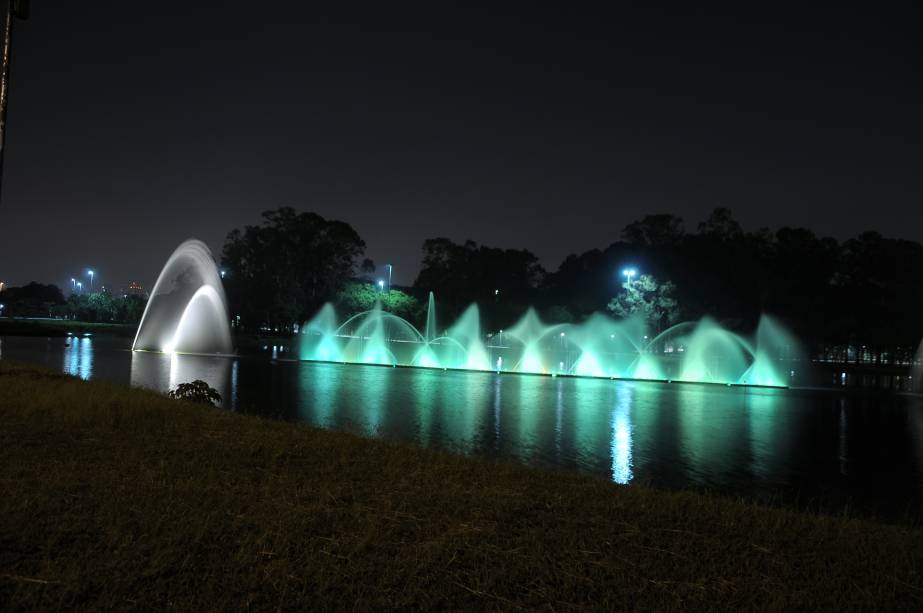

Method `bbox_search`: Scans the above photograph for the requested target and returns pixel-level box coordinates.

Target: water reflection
[129,350,232,406]
[746,388,789,481]
[63,337,94,380]
[611,385,634,484]
[3,335,923,516]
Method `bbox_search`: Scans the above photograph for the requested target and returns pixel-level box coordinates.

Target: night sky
[0,2,920,290]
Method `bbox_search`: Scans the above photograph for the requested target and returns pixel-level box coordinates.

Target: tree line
[219,207,923,361]
[4,206,921,361]
[0,283,147,324]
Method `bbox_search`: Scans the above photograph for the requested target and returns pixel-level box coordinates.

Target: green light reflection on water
[288,361,794,489]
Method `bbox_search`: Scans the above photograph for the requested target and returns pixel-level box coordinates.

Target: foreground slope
[1,361,921,611]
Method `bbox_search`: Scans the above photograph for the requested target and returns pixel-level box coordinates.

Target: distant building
[126,281,145,297]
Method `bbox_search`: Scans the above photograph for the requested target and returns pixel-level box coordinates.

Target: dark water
[3,334,923,519]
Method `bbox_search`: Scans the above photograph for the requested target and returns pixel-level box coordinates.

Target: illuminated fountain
[132,239,233,355]
[298,294,801,387]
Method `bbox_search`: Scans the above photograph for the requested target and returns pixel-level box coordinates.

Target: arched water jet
[739,315,803,387]
[569,313,646,378]
[164,286,230,354]
[298,303,342,362]
[677,318,754,384]
[412,336,469,369]
[133,239,232,354]
[503,309,572,374]
[338,304,424,365]
[448,304,490,370]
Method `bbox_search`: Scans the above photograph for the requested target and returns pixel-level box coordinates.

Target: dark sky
[0,2,920,290]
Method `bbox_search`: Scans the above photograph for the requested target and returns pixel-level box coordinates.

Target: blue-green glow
[297,296,801,387]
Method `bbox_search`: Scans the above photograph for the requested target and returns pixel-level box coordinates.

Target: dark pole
[0,0,27,211]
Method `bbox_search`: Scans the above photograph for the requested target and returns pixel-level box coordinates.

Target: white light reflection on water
[63,337,93,380]
[611,384,634,484]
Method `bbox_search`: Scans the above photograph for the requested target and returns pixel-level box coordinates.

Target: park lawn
[1,360,921,611]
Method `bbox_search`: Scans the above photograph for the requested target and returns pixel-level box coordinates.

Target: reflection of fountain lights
[168,352,181,392]
[298,294,802,387]
[611,386,633,484]
[63,337,93,380]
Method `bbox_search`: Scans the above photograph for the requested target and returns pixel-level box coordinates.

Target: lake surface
[3,334,923,519]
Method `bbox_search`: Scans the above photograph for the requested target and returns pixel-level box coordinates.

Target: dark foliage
[406,207,923,360]
[50,292,147,324]
[413,238,545,328]
[168,380,222,406]
[221,208,369,331]
[0,282,64,317]
[544,208,923,359]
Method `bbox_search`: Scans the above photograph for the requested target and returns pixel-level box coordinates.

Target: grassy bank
[1,361,921,611]
[0,318,136,338]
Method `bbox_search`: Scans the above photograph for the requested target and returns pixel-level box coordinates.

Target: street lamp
[622,268,637,286]
[386,264,392,291]
[87,269,95,291]
[377,279,385,291]
[76,281,83,294]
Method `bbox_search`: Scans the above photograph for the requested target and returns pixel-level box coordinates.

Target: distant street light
[87,269,95,291]
[377,279,385,291]
[220,270,226,279]
[622,268,637,286]
[76,281,83,293]
[386,264,392,291]
[71,278,76,291]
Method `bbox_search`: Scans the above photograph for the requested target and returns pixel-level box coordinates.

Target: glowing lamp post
[377,280,385,292]
[622,268,637,286]
[87,269,95,291]
[76,281,83,294]
[386,264,393,291]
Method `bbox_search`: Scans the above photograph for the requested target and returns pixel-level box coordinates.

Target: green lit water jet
[297,295,802,387]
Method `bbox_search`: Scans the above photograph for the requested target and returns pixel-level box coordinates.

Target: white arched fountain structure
[132,239,233,354]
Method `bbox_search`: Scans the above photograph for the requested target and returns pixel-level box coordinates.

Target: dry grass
[1,360,921,611]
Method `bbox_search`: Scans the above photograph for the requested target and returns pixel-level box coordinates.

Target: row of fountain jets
[132,239,918,389]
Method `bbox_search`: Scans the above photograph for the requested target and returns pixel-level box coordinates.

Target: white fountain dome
[132,239,233,355]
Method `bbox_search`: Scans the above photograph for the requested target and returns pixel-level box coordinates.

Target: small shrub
[168,380,221,406]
